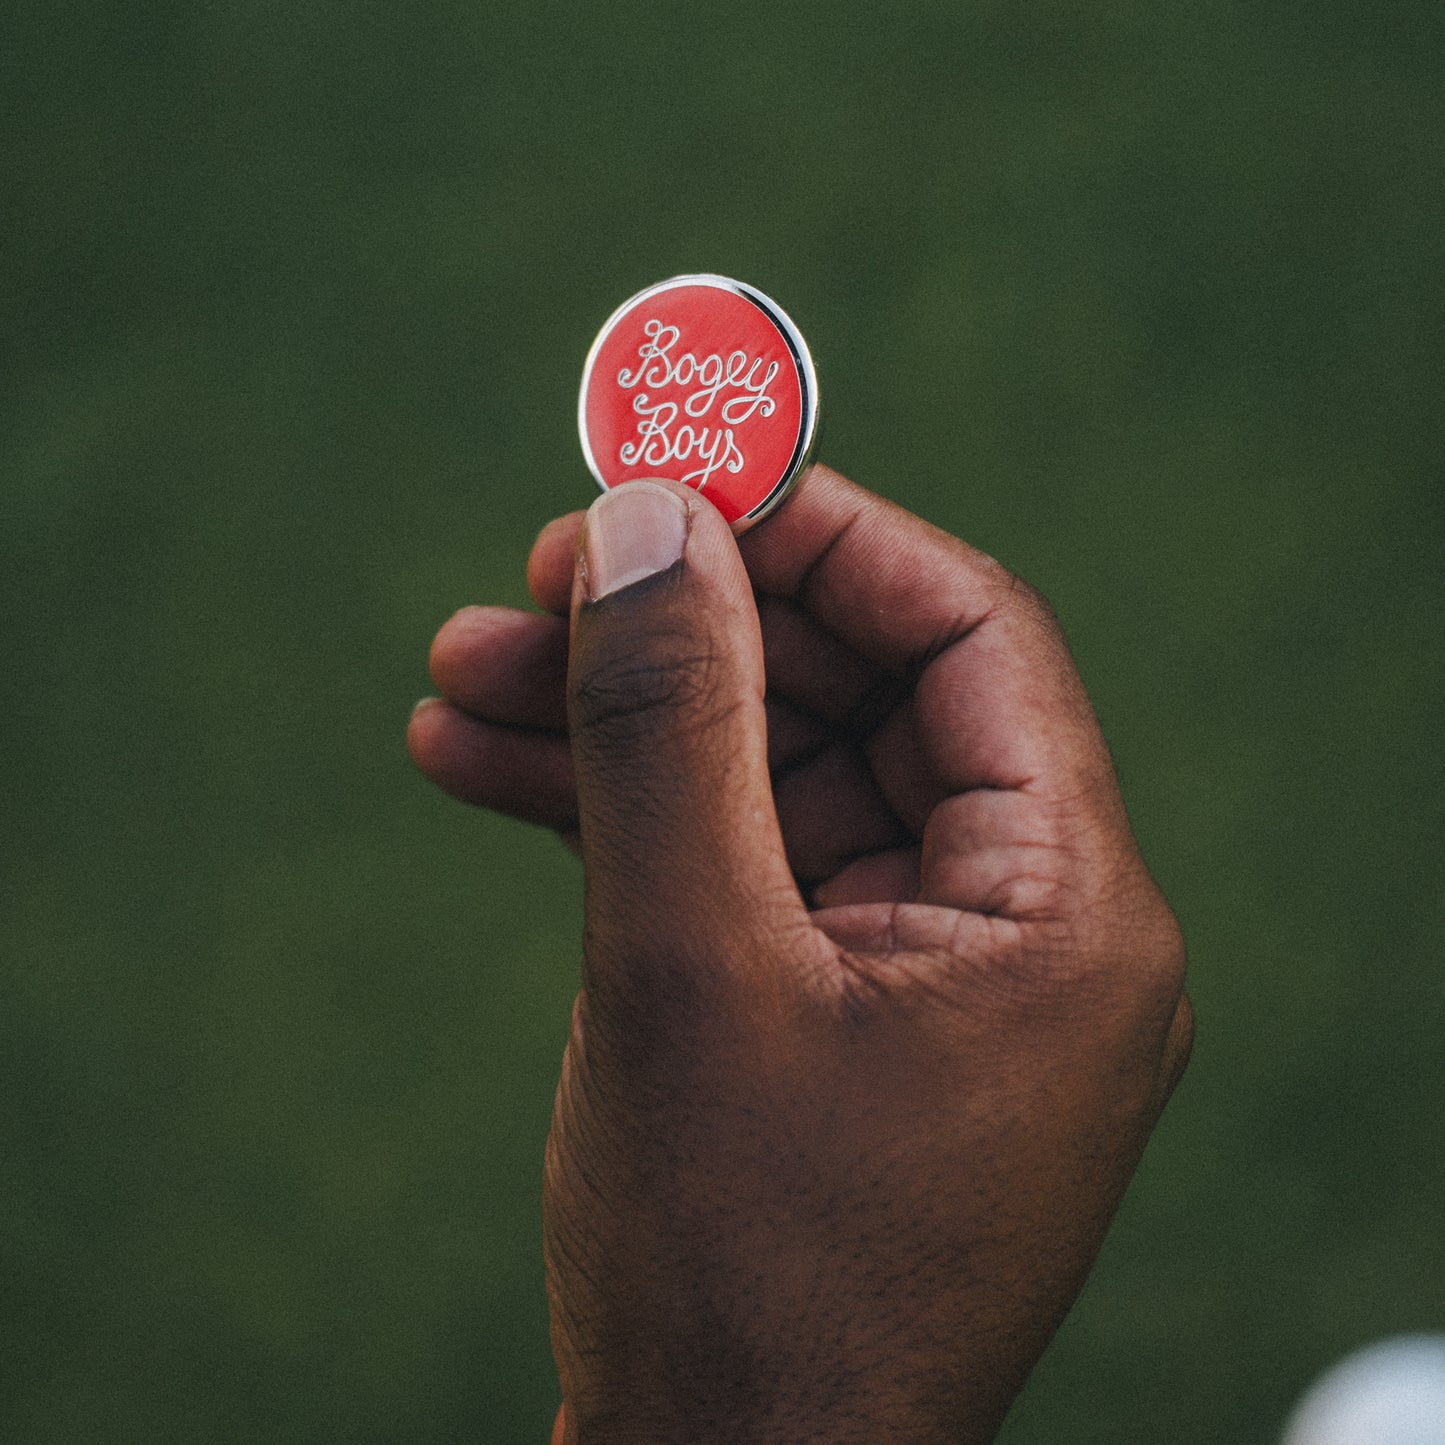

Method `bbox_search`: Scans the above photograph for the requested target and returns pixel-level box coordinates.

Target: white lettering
[614,318,780,482]
[618,393,744,489]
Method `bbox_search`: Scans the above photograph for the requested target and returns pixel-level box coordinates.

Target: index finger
[739,465,1113,800]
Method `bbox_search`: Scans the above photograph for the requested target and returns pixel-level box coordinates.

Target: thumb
[567,480,804,999]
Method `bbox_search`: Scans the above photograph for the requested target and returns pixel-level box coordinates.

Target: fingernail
[410,697,440,721]
[582,482,689,601]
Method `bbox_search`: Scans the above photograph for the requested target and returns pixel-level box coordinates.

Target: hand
[409,467,1193,1443]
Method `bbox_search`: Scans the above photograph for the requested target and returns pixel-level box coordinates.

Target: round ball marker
[579,275,819,530]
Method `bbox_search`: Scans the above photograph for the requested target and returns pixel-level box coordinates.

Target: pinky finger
[408,698,578,831]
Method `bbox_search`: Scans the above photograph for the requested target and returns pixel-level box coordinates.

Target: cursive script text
[614,318,779,487]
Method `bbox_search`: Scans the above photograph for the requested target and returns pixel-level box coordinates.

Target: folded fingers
[774,740,912,893]
[429,606,570,731]
[408,699,578,829]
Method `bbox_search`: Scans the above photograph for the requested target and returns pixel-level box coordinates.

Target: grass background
[3,1,1442,1440]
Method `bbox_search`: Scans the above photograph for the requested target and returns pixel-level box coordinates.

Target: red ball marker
[579,275,820,530]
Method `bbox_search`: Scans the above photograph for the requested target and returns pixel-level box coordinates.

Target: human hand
[408,466,1192,1443]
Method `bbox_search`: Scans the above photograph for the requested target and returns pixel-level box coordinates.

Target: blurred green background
[3,0,1441,1440]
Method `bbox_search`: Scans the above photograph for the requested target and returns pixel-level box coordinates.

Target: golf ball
[1280,1335,1445,1445]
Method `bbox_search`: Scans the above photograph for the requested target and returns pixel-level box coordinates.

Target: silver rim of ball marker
[577,273,821,532]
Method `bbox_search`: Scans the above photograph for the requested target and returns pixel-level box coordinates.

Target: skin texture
[408,466,1193,1444]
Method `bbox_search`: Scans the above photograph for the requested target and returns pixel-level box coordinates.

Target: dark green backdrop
[4,1,1441,1440]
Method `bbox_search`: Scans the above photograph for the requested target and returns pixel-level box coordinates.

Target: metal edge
[577,275,820,531]
[729,280,819,531]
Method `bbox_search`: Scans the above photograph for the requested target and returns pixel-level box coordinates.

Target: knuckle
[1148,901,1189,993]
[1160,992,1195,1096]
[1004,569,1064,638]
[570,628,727,750]
[969,556,1067,651]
